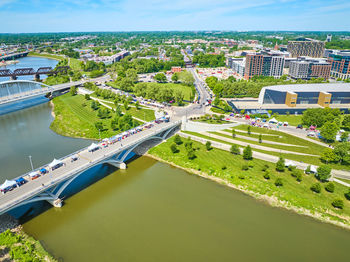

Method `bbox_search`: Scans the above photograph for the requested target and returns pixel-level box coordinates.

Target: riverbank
[28,52,64,61]
[0,214,56,261]
[0,60,19,67]
[147,136,350,230]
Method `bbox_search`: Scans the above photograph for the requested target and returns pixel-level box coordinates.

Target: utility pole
[28,155,34,171]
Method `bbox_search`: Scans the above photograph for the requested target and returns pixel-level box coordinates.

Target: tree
[332,199,344,209]
[174,134,182,145]
[333,142,350,164]
[170,143,178,153]
[185,137,193,150]
[187,149,196,160]
[247,126,251,135]
[154,73,167,82]
[320,148,338,164]
[232,129,236,138]
[342,115,350,129]
[174,90,184,105]
[276,157,285,172]
[94,121,103,131]
[259,134,262,143]
[310,183,321,193]
[316,165,332,182]
[135,101,140,110]
[275,178,283,187]
[171,73,178,82]
[345,189,350,200]
[124,100,129,111]
[84,94,90,100]
[230,145,240,155]
[243,145,253,160]
[320,121,339,142]
[206,141,212,151]
[125,68,138,83]
[70,86,77,96]
[325,182,335,193]
[341,131,349,142]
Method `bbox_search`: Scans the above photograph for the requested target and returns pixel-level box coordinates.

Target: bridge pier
[107,161,127,169]
[10,76,17,81]
[34,74,40,81]
[46,198,63,208]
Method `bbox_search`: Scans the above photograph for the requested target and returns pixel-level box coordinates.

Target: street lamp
[28,155,34,171]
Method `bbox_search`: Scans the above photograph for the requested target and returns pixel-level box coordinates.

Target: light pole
[28,155,34,171]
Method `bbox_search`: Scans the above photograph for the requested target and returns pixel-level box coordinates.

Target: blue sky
[0,0,350,33]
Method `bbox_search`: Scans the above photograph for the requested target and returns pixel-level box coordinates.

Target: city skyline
[1,0,350,33]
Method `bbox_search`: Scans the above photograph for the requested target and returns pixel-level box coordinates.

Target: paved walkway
[202,132,319,157]
[216,130,307,148]
[180,132,350,182]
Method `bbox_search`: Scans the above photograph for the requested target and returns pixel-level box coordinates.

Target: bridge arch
[0,80,52,99]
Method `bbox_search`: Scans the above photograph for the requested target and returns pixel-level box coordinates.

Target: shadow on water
[14,153,147,224]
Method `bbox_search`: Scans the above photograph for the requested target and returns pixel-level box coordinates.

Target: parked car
[296,124,303,129]
[40,168,48,175]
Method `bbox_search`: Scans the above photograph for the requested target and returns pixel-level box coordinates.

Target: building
[258,83,350,108]
[244,53,285,80]
[171,66,182,73]
[227,57,245,76]
[327,51,350,80]
[287,38,325,58]
[326,35,332,42]
[229,83,350,114]
[289,57,331,80]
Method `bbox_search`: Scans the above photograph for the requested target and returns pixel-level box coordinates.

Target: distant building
[227,57,245,76]
[244,53,285,80]
[326,35,332,42]
[171,66,182,73]
[287,38,325,58]
[289,57,331,80]
[327,51,350,80]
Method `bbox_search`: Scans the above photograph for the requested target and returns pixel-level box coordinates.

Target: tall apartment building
[227,57,245,76]
[289,57,331,80]
[244,53,284,80]
[327,51,350,80]
[287,38,325,58]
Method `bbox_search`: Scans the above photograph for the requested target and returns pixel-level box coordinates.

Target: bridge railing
[0,120,181,213]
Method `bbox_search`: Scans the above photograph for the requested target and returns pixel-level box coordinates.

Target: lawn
[149,136,350,226]
[272,115,303,126]
[28,52,64,61]
[185,130,350,171]
[69,58,83,71]
[50,94,139,139]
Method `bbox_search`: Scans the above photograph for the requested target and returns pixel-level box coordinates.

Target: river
[0,58,349,262]
[1,56,59,81]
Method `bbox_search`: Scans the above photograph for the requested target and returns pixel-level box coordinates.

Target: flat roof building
[327,51,350,80]
[289,57,331,80]
[287,38,325,58]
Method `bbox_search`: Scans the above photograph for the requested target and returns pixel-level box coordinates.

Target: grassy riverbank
[0,229,56,261]
[50,93,141,139]
[28,52,64,61]
[148,136,350,229]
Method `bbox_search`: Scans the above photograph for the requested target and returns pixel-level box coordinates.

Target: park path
[180,132,350,182]
[201,132,319,157]
[216,130,307,148]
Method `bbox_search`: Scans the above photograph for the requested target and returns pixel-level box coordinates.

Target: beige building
[287,38,325,58]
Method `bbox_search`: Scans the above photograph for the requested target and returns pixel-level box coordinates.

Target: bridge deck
[0,120,179,214]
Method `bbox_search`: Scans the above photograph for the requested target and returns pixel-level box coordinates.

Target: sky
[0,0,350,33]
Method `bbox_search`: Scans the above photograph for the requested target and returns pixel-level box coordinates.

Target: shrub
[259,134,262,143]
[325,182,335,193]
[276,157,285,172]
[85,94,91,100]
[205,141,212,151]
[247,126,251,135]
[310,183,321,193]
[344,189,350,200]
[221,165,227,170]
[187,149,196,160]
[230,145,240,155]
[288,165,296,171]
[305,165,311,174]
[243,145,253,160]
[261,164,269,172]
[248,162,254,168]
[296,172,302,182]
[291,169,301,177]
[332,199,344,209]
[275,178,283,187]
[242,164,249,171]
[170,143,178,153]
[238,175,245,179]
[174,134,182,145]
[316,165,332,182]
[263,171,270,180]
[232,129,236,138]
